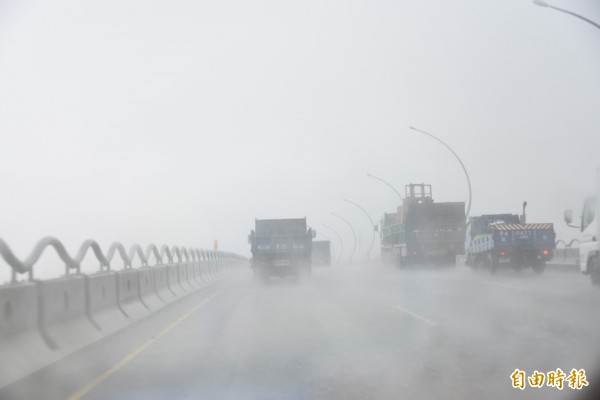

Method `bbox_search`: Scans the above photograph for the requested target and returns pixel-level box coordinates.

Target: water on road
[2,264,599,400]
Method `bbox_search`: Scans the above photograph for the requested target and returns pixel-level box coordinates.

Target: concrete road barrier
[38,276,92,349]
[86,272,118,315]
[187,261,201,288]
[0,282,37,338]
[197,260,208,284]
[116,269,148,319]
[178,262,194,290]
[137,267,164,310]
[0,237,247,390]
[86,271,130,336]
[167,263,187,295]
[39,276,86,327]
[546,261,580,273]
[153,265,176,301]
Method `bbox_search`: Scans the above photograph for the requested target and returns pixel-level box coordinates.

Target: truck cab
[566,195,600,285]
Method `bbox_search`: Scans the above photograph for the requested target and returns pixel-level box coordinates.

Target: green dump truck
[249,218,315,281]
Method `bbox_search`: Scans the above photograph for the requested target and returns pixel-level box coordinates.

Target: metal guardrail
[0,237,246,284]
[555,239,579,248]
[553,239,580,263]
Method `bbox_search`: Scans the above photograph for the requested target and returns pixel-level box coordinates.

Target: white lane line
[394,305,438,327]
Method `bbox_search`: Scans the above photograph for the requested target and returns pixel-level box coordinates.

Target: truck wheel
[397,256,406,269]
[591,270,600,287]
[447,255,457,267]
[532,260,545,275]
[590,258,600,287]
[297,266,311,282]
[486,254,497,275]
[255,267,268,284]
[472,256,482,271]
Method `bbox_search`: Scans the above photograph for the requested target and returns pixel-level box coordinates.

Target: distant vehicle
[312,240,331,266]
[248,218,315,281]
[565,189,600,286]
[466,202,555,274]
[380,184,465,266]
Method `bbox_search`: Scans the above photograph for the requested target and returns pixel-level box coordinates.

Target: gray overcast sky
[1,0,599,279]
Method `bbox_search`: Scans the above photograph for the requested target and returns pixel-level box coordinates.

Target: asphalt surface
[2,263,599,400]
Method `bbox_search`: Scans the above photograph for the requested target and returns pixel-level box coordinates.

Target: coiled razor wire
[0,237,245,283]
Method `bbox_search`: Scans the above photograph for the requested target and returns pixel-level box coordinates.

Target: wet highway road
[2,264,599,400]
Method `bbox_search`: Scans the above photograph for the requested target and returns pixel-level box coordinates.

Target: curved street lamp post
[409,126,472,220]
[366,173,405,203]
[331,213,357,265]
[533,1,600,30]
[344,199,376,261]
[322,224,344,265]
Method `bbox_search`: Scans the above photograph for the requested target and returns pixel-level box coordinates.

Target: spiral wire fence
[554,239,580,261]
[0,237,246,284]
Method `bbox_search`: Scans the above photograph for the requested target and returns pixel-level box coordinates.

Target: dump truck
[380,184,466,266]
[312,240,331,266]
[380,211,403,264]
[248,218,315,281]
[466,203,556,274]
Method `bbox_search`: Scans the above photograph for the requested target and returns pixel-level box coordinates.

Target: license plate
[275,259,290,267]
[499,257,511,264]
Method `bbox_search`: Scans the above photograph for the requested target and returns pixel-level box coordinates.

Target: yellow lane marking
[394,305,438,326]
[68,289,223,400]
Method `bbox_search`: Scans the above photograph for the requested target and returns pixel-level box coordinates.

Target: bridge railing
[554,239,580,262]
[0,237,246,284]
[0,237,247,388]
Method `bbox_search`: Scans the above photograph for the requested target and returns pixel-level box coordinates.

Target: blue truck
[465,208,555,274]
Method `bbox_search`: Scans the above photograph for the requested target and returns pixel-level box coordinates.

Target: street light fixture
[366,173,404,203]
[533,1,600,30]
[409,126,472,220]
[331,213,357,265]
[322,224,343,265]
[344,198,376,261]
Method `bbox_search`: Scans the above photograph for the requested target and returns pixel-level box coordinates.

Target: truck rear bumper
[254,264,306,278]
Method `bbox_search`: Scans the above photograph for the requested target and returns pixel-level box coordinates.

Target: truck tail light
[542,249,549,256]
